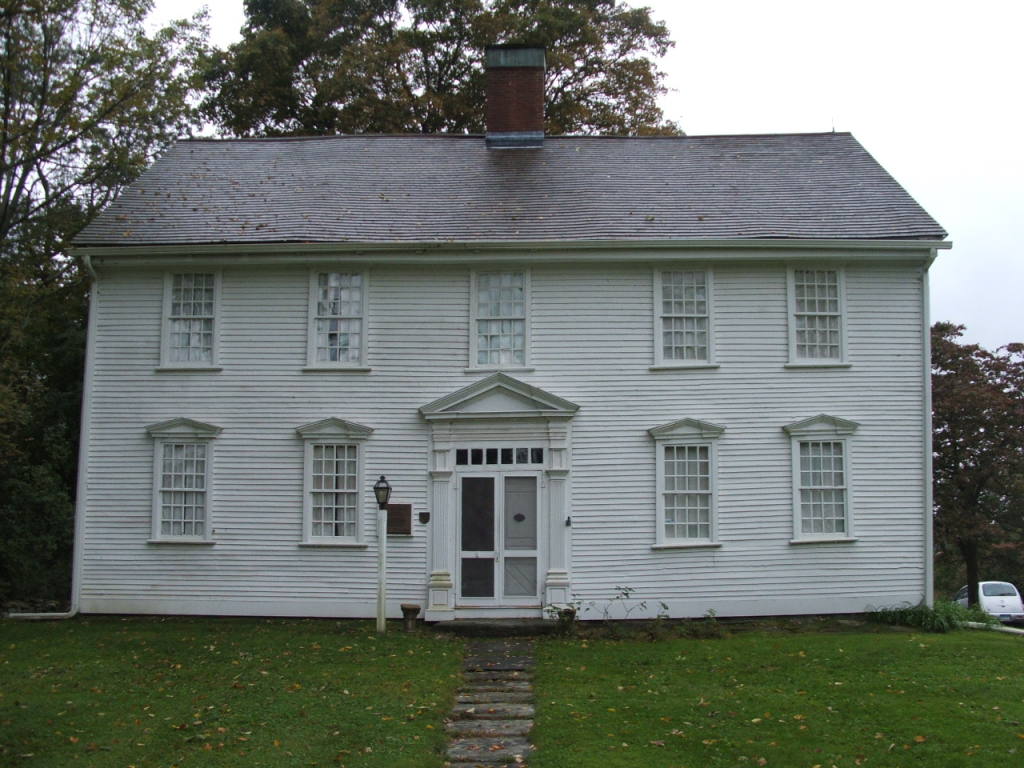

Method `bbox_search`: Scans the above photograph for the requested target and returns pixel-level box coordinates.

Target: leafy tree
[931,322,1024,607]
[203,0,680,137]
[0,0,208,608]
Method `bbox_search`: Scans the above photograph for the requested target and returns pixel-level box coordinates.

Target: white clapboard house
[70,47,948,621]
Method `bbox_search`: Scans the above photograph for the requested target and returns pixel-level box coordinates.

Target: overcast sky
[150,0,1023,350]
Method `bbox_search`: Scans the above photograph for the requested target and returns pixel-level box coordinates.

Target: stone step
[463,670,531,683]
[463,656,534,672]
[446,719,533,738]
[452,702,534,720]
[457,690,534,704]
[447,736,533,763]
[460,684,532,696]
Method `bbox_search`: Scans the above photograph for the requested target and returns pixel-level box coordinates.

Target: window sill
[789,537,858,545]
[298,541,369,549]
[649,364,720,372]
[146,538,216,546]
[783,362,852,370]
[155,366,223,373]
[651,542,722,551]
[464,367,535,374]
[302,366,372,373]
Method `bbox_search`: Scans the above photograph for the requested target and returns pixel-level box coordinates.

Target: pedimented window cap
[295,417,373,440]
[648,417,725,440]
[782,413,859,437]
[145,417,222,439]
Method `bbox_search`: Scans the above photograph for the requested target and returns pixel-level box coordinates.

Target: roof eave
[74,237,951,264]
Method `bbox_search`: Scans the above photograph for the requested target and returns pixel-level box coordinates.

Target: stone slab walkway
[445,638,535,767]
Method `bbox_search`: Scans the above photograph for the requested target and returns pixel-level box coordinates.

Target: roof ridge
[178,131,854,144]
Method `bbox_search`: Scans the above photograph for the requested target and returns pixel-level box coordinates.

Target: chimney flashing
[485,131,546,150]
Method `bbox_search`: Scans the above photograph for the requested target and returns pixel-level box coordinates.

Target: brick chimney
[485,45,545,149]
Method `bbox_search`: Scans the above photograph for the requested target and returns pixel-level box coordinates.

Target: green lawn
[532,627,1024,768]
[0,617,463,767]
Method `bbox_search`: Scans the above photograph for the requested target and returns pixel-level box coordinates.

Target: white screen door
[459,474,539,604]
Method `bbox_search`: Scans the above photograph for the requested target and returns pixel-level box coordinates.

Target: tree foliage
[202,0,680,137]
[0,0,208,608]
[931,322,1024,606]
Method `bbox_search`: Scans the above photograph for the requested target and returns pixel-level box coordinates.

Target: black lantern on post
[373,475,392,509]
[373,475,392,634]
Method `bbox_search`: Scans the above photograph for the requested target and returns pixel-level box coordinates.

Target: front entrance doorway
[458,474,540,607]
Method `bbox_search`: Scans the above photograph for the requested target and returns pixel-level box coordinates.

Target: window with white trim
[145,418,222,542]
[796,440,847,535]
[783,414,859,542]
[663,444,712,540]
[158,442,208,536]
[471,271,528,368]
[310,444,359,537]
[308,271,367,367]
[162,273,219,367]
[656,270,712,365]
[296,418,373,545]
[788,268,845,363]
[648,418,724,547]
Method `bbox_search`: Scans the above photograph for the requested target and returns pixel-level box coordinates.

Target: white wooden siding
[80,257,927,618]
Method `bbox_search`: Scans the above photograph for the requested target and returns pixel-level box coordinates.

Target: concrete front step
[447,736,533,763]
[452,702,535,720]
[446,719,533,737]
[434,619,557,637]
[463,680,533,693]
[457,690,534,704]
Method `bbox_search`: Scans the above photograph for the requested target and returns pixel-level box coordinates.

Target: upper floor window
[161,273,220,368]
[655,270,713,366]
[648,418,725,549]
[307,272,367,369]
[471,271,530,369]
[145,418,222,543]
[788,268,846,364]
[783,414,859,543]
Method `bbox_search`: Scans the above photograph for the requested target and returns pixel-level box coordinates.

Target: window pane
[477,273,524,318]
[310,444,358,537]
[477,319,525,365]
[314,273,363,364]
[793,270,841,359]
[661,271,709,362]
[168,275,215,363]
[798,441,846,534]
[160,442,207,536]
[663,444,711,540]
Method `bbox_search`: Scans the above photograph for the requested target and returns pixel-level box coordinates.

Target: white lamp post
[373,475,392,634]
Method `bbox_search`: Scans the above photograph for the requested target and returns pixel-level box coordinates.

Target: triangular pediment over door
[419,373,579,421]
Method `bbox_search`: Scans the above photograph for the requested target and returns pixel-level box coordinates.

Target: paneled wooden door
[458,474,540,606]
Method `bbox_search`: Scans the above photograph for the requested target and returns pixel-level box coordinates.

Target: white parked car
[954,582,1024,623]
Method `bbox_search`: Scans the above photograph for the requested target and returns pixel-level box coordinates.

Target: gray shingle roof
[74,132,946,246]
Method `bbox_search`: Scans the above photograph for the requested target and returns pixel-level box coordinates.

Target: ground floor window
[145,418,222,542]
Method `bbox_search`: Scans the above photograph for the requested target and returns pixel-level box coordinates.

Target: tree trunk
[959,538,981,607]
